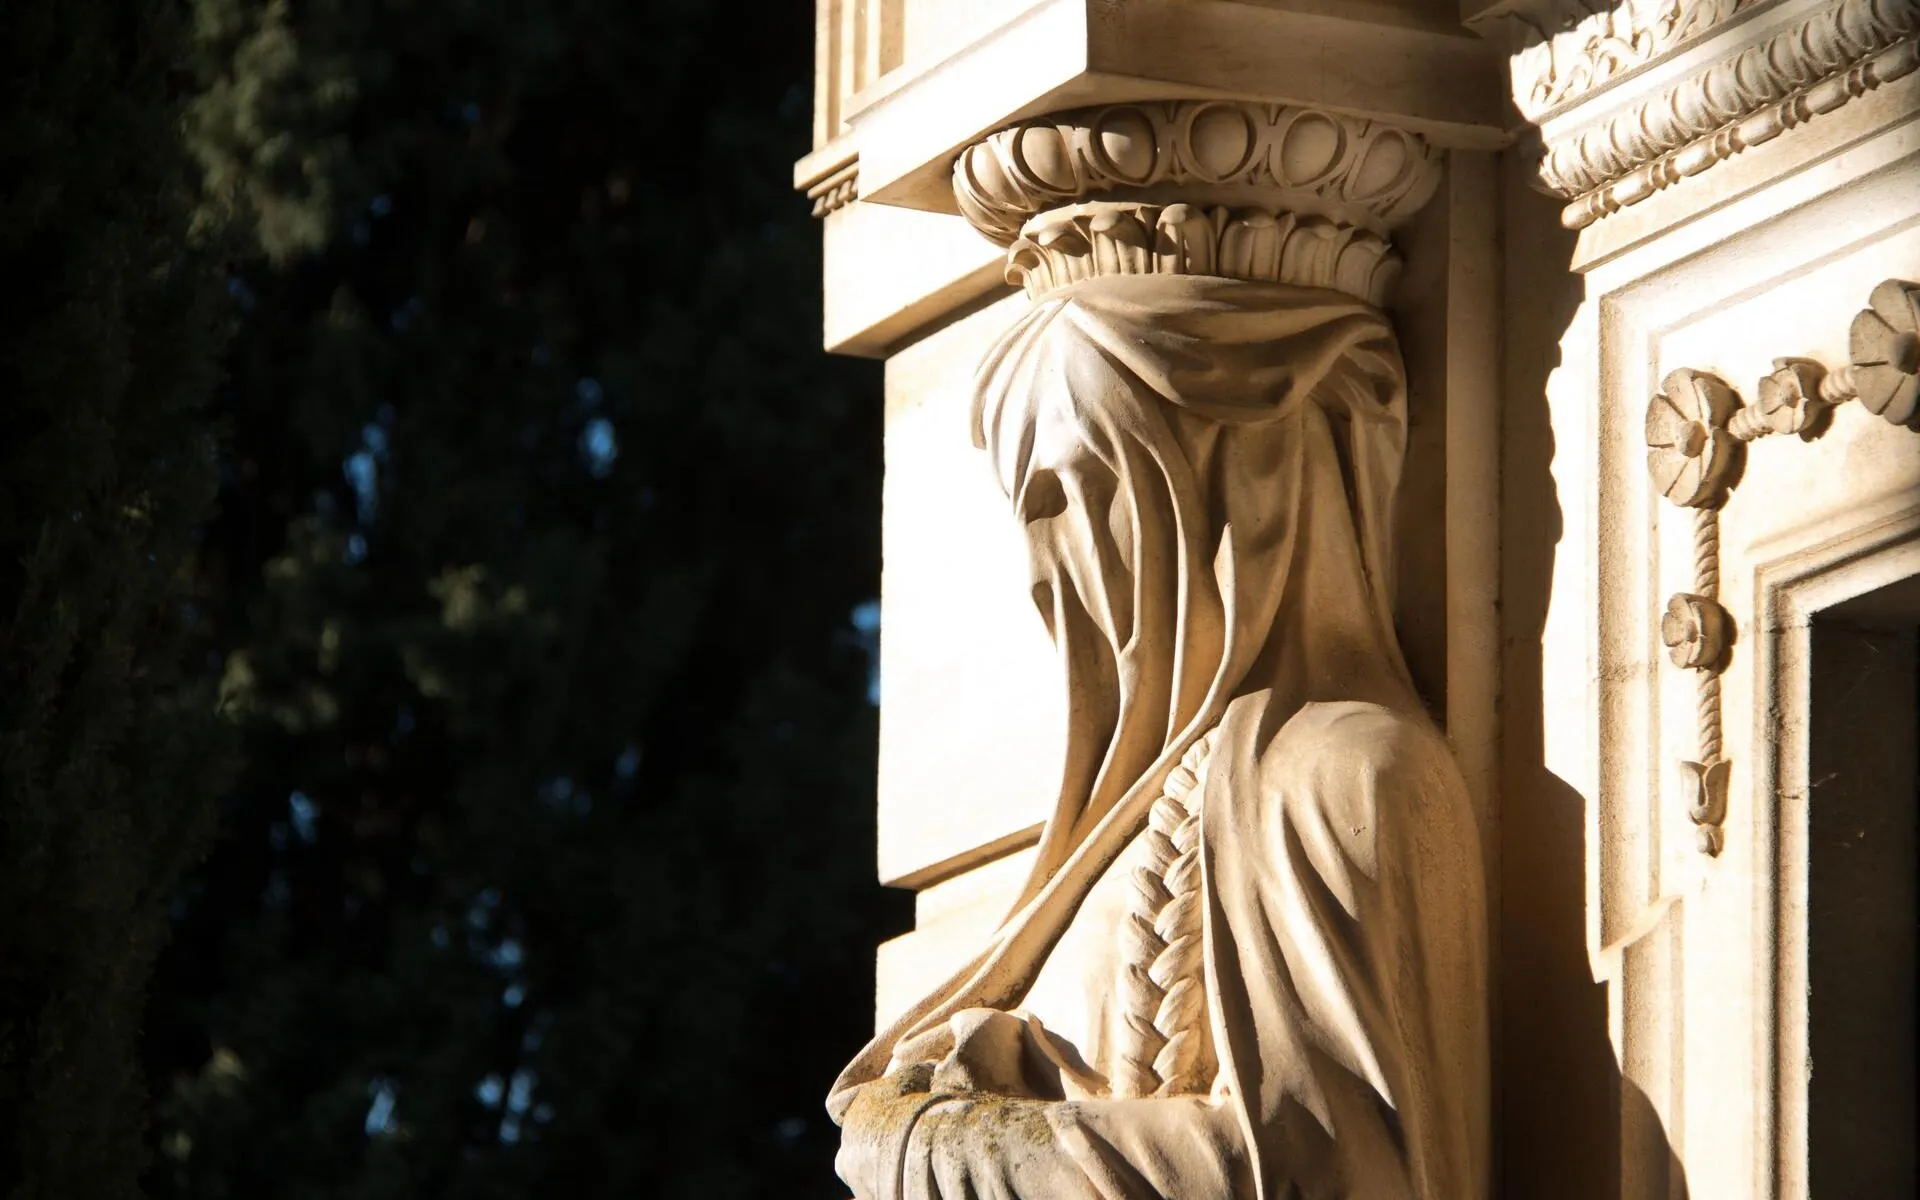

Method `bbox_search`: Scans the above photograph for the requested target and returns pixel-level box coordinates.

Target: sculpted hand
[904,1096,1100,1200]
[834,1063,936,1200]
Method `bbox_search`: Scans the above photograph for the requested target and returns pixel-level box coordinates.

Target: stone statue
[829,270,1490,1199]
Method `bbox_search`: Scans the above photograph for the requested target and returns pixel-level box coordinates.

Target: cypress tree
[0,3,230,1196]
[143,3,900,1196]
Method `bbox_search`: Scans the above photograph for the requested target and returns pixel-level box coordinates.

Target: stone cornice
[1480,0,1761,121]
[950,101,1445,247]
[807,160,860,218]
[796,140,860,219]
[1528,0,1920,229]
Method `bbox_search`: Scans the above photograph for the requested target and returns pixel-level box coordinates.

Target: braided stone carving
[1114,732,1217,1099]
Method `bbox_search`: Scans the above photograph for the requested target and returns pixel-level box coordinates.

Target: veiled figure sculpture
[830,270,1489,1198]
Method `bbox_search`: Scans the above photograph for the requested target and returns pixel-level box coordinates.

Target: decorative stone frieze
[1538,0,1920,228]
[1494,0,1758,121]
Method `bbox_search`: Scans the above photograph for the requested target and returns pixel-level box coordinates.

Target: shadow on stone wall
[1497,152,1689,1200]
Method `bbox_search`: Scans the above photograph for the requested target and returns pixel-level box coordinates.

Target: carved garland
[1644,278,1920,855]
[1545,0,1920,229]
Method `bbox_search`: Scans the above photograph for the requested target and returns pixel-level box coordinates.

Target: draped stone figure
[830,271,1489,1199]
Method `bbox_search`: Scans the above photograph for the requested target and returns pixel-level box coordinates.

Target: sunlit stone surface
[798,3,1920,1195]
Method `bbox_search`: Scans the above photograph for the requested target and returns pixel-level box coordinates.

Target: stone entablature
[1532,0,1920,228]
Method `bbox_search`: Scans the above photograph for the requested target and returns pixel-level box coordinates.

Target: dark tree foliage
[143,1,898,1196]
[0,3,230,1197]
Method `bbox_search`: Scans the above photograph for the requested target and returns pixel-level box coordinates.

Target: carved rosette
[1645,367,1741,508]
[1851,277,1920,429]
[951,101,1442,305]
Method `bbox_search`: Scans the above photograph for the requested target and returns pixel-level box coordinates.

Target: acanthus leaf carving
[1006,202,1402,306]
[1680,758,1732,856]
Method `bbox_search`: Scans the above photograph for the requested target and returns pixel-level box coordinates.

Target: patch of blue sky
[365,1078,398,1136]
[483,937,524,972]
[851,598,881,705]
[614,743,642,780]
[288,790,319,843]
[507,1069,535,1116]
[344,451,378,522]
[580,417,618,477]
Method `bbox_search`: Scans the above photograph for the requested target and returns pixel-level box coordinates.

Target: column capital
[952,101,1444,304]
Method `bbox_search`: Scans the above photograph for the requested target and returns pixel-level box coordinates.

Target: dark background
[2,2,905,1197]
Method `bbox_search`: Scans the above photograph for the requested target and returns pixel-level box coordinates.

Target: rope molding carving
[1644,278,1920,856]
[1544,0,1920,230]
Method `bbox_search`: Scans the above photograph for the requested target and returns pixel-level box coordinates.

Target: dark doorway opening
[1808,575,1920,1196]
